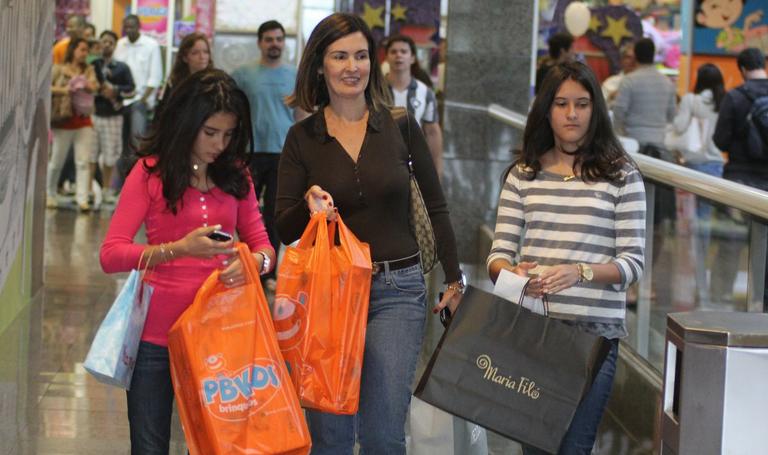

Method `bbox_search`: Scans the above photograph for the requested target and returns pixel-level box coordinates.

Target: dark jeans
[249,153,281,281]
[523,339,620,455]
[117,102,149,186]
[127,341,175,455]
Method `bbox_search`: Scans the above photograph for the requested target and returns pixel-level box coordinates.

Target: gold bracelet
[446,281,465,294]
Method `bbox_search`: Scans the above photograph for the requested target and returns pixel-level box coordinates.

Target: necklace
[191,163,210,192]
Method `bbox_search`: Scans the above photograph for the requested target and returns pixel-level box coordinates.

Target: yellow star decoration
[391,3,408,21]
[600,15,634,47]
[361,2,385,30]
[588,15,602,33]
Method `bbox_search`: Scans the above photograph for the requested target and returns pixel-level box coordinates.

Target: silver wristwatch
[259,252,271,275]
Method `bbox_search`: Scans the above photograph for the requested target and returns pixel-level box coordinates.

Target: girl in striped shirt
[487,61,646,455]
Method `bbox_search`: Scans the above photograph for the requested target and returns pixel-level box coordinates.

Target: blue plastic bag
[84,269,153,389]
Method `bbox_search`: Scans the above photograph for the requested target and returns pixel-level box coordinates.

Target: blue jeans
[523,339,620,455]
[306,264,427,455]
[685,161,723,220]
[127,341,175,455]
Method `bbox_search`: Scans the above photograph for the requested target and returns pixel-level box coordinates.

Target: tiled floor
[1,209,188,455]
[2,208,651,454]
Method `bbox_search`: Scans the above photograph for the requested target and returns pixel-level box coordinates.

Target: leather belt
[371,252,421,275]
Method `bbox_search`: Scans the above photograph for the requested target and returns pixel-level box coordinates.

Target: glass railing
[484,103,768,372]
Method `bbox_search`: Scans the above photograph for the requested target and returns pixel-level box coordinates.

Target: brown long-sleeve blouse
[275,107,461,283]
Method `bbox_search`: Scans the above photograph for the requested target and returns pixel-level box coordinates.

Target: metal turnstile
[659,311,768,454]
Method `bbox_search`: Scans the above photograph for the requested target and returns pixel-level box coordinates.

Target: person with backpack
[713,47,768,192]
[711,47,768,307]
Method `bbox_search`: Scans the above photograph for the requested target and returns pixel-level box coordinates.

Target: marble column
[441,0,535,269]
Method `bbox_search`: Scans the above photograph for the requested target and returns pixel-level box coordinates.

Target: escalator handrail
[487,103,768,222]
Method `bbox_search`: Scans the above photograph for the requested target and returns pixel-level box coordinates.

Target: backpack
[738,86,768,160]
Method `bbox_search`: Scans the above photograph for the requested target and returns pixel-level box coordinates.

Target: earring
[192,163,199,171]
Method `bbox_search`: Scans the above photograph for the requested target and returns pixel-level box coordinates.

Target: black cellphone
[438,292,452,328]
[207,230,233,242]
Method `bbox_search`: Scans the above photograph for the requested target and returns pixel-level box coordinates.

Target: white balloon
[564,2,591,37]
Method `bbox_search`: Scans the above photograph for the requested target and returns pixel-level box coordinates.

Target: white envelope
[492,268,547,315]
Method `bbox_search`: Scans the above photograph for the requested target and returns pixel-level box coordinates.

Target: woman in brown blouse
[276,13,462,455]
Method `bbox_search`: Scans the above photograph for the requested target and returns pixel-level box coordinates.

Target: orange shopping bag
[273,213,372,414]
[168,243,311,455]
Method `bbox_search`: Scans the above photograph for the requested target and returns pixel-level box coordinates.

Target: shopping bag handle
[334,215,372,270]
[518,278,549,316]
[297,212,329,249]
[136,247,156,277]
[234,242,263,287]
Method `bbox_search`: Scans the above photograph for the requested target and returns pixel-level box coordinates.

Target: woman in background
[48,37,98,211]
[155,32,213,117]
[670,63,726,303]
[671,63,726,177]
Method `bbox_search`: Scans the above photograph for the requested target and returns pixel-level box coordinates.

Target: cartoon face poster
[693,0,767,55]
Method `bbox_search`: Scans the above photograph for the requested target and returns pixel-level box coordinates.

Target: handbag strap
[390,107,414,174]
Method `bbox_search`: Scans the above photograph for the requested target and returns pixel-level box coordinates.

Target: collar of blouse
[311,105,386,142]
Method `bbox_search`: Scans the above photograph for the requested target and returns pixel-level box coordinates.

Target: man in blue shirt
[232,20,304,289]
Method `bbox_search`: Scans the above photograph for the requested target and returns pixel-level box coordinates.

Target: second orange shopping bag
[273,213,372,414]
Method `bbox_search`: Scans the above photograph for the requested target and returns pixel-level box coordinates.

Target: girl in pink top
[99,69,274,454]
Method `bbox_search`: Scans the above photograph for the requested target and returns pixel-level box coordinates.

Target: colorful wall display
[354,0,441,45]
[195,0,216,39]
[137,0,170,46]
[693,0,767,55]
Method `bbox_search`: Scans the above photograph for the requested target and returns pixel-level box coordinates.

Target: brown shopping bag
[272,213,372,414]
[168,243,310,455]
[415,286,611,454]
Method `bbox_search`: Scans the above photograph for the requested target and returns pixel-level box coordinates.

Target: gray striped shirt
[486,164,646,338]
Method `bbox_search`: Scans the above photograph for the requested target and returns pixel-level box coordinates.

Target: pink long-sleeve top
[100,157,273,346]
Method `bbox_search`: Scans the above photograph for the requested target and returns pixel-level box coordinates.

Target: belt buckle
[371,262,381,275]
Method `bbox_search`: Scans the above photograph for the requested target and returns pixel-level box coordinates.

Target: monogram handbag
[391,107,438,273]
[415,286,611,454]
[51,65,74,127]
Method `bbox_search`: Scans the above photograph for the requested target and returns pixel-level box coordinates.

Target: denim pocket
[389,265,426,296]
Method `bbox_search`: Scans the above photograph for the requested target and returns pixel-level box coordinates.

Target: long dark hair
[168,33,214,89]
[385,34,434,89]
[137,69,253,214]
[288,13,390,112]
[693,63,725,112]
[514,61,630,183]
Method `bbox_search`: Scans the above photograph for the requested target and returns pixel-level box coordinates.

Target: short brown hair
[288,13,390,112]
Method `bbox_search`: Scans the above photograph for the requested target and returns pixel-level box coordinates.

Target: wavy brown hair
[513,61,632,183]
[168,33,213,89]
[137,69,253,213]
[288,13,390,112]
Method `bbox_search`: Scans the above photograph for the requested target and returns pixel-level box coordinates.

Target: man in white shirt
[114,14,162,150]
